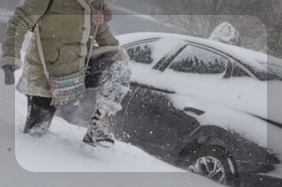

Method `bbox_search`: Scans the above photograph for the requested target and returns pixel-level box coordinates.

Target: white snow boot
[83,98,121,148]
[83,59,132,148]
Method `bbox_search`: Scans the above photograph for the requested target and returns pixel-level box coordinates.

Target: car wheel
[185,146,240,187]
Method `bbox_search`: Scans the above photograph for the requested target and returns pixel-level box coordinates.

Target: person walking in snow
[0,0,131,148]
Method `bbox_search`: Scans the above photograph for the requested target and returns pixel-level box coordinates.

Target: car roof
[117,32,282,77]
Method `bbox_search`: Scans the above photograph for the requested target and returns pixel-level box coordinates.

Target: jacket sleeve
[95,23,130,62]
[96,23,119,47]
[0,0,51,70]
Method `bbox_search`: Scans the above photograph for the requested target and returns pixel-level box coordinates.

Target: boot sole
[96,138,115,148]
[83,137,114,148]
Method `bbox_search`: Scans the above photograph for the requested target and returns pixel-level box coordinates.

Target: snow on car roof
[117,32,282,75]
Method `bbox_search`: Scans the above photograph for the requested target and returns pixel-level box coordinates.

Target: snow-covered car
[110,32,282,186]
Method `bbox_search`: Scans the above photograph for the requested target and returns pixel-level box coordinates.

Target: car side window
[126,44,154,64]
[169,44,229,74]
[125,44,154,64]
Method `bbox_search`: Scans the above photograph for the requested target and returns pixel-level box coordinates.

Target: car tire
[184,145,240,187]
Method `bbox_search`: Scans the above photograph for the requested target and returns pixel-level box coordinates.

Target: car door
[158,42,267,123]
[112,38,200,160]
[223,59,268,120]
[159,43,232,107]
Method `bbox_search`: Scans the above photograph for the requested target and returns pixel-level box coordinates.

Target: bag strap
[34,0,55,79]
[84,0,103,73]
[36,0,103,80]
[30,0,54,32]
[35,24,50,79]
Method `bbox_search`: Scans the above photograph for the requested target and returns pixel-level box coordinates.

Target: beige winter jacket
[0,0,129,97]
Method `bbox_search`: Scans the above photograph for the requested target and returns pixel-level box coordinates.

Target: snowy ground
[14,81,184,172]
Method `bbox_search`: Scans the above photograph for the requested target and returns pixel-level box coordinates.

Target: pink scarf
[86,0,113,25]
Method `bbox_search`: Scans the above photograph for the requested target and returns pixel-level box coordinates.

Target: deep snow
[14,83,185,172]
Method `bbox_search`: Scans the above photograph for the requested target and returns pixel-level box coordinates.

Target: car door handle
[183,107,205,115]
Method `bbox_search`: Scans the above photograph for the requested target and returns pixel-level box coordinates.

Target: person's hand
[3,65,15,85]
